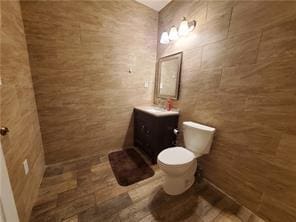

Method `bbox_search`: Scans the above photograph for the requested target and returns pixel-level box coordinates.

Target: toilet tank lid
[183,121,215,132]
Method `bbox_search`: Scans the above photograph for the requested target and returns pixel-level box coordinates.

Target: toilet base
[162,161,197,195]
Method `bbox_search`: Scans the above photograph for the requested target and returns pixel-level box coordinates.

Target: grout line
[217,68,223,89]
[254,31,264,64]
[226,6,234,39]
[200,46,204,70]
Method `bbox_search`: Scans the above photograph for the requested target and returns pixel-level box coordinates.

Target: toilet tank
[183,121,215,157]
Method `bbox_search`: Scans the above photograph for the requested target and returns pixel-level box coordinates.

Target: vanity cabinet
[134,108,179,163]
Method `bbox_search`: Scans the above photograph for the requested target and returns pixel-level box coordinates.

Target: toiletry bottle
[166,98,173,111]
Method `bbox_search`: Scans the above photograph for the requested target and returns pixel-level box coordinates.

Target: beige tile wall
[21,1,158,164]
[158,1,296,221]
[1,0,45,221]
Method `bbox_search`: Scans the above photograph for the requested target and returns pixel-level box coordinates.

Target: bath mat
[108,149,154,186]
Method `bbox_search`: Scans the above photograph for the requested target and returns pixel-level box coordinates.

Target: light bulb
[178,18,189,36]
[188,20,197,32]
[168,26,179,41]
[160,32,170,44]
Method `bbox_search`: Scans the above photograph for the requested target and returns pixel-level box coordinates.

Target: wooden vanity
[134,106,179,163]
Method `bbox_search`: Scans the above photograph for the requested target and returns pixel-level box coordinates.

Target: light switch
[144,80,149,88]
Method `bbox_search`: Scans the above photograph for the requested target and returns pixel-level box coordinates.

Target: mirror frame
[155,51,183,100]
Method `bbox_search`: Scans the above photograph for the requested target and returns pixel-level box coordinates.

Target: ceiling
[135,0,172,11]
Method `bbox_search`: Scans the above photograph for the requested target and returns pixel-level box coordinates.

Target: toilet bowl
[157,121,215,195]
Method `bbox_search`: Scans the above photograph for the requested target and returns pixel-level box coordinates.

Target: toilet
[157,121,215,195]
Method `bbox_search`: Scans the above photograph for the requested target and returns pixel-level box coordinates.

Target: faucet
[157,99,166,110]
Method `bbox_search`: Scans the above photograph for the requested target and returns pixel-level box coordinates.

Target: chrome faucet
[156,98,165,110]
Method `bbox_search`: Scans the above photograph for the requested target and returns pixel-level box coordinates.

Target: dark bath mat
[108,149,154,186]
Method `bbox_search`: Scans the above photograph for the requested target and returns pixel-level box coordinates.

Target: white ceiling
[135,0,172,11]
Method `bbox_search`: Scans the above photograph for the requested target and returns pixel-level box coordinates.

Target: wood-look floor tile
[31,200,57,219]
[247,214,266,222]
[42,172,76,187]
[57,171,101,206]
[77,207,97,222]
[213,212,241,222]
[236,206,254,222]
[62,215,78,222]
[78,193,132,222]
[39,179,77,197]
[30,154,263,222]
[79,207,121,222]
[30,213,58,222]
[44,165,64,177]
[56,194,96,221]
[35,193,58,207]
[202,196,239,222]
[96,193,133,221]
[119,196,152,222]
[183,215,205,222]
[128,176,163,202]
[36,179,77,210]
[57,184,93,207]
[94,177,129,205]
[156,195,199,221]
[138,214,160,222]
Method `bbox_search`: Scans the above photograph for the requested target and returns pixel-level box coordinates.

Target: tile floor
[29,149,264,222]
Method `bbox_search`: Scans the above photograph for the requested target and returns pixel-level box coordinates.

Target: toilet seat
[158,147,195,166]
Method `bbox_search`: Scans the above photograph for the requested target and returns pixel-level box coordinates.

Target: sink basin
[134,106,179,117]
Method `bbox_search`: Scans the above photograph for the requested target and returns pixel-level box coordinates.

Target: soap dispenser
[166,98,173,111]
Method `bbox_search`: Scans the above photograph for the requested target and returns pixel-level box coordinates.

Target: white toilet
[157,121,215,195]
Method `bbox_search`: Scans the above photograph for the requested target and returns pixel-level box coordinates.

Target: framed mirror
[155,52,182,100]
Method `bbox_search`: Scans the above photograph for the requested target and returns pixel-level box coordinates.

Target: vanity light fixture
[178,17,190,36]
[168,26,179,41]
[160,32,170,44]
[178,17,196,36]
[160,17,196,44]
[188,20,196,32]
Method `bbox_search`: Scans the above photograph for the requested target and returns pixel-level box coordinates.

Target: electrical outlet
[23,159,29,175]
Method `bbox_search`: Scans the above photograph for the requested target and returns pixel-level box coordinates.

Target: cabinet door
[134,110,154,157]
[134,116,144,147]
[159,116,178,151]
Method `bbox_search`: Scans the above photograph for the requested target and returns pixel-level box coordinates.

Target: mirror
[156,52,182,100]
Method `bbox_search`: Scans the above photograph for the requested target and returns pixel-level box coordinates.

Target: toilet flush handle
[173,129,179,135]
[0,127,9,136]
